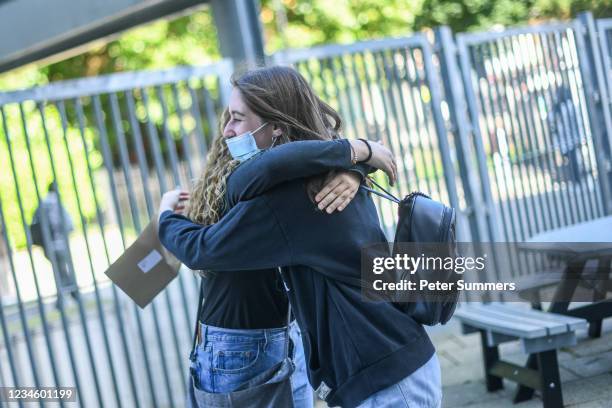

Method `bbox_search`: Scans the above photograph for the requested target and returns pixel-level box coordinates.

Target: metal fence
[0,11,611,408]
[427,15,612,297]
[599,18,612,114]
[0,62,232,408]
[272,35,463,240]
[449,17,612,280]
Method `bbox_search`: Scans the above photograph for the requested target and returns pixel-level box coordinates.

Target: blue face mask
[225,122,268,162]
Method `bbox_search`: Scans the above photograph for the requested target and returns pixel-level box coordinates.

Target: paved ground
[429,315,612,408]
[313,313,612,408]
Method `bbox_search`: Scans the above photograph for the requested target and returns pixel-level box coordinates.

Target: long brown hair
[230,65,342,200]
[187,65,342,225]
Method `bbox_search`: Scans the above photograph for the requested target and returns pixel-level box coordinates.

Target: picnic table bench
[455,303,587,408]
[516,265,612,310]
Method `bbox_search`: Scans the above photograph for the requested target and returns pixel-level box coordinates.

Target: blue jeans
[289,320,314,408]
[356,353,442,408]
[190,322,312,407]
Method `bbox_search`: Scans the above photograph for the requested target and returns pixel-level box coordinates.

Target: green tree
[1,1,610,88]
[413,0,610,32]
[259,0,423,52]
[414,0,536,32]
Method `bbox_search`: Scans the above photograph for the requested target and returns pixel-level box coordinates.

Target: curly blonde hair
[186,108,238,225]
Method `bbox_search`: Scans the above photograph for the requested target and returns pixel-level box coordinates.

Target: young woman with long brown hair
[160,66,441,407]
[172,66,397,407]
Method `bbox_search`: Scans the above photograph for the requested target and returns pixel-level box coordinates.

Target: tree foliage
[413,0,611,32]
[0,0,609,88]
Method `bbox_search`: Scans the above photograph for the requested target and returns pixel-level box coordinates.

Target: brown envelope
[105,217,181,308]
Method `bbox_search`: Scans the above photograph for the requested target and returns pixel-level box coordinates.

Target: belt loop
[191,323,203,362]
[201,324,208,348]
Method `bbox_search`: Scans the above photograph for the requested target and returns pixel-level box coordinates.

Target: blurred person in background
[31,181,77,307]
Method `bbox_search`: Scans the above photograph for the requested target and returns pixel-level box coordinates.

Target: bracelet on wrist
[349,142,358,164]
[357,138,372,163]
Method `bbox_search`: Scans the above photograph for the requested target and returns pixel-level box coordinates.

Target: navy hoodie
[159,139,435,407]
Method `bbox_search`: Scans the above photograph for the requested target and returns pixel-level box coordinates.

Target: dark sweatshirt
[159,139,435,407]
[199,140,372,329]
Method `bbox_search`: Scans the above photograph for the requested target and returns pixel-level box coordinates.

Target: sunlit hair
[187,65,343,227]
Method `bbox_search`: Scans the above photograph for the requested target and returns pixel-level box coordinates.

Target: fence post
[576,12,612,214]
[217,59,234,107]
[210,0,265,67]
[597,19,612,101]
[434,26,493,244]
[420,39,461,215]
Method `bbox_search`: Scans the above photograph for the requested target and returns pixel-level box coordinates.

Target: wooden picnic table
[512,215,612,403]
[518,215,612,336]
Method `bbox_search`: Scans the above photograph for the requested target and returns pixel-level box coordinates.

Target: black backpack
[29,213,44,247]
[363,179,459,326]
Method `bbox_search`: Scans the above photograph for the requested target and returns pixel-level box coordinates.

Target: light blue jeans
[356,353,442,408]
[289,320,314,408]
[190,322,313,407]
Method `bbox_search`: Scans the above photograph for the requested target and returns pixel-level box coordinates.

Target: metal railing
[0,61,232,408]
[273,35,464,240]
[0,11,611,407]
[435,13,612,293]
[459,23,605,237]
[598,18,612,115]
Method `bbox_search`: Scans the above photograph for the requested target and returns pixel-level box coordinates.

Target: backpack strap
[277,268,299,360]
[190,278,205,361]
[361,178,401,204]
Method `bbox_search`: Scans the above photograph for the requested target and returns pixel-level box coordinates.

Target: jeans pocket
[213,343,260,374]
[210,343,262,394]
[217,349,258,371]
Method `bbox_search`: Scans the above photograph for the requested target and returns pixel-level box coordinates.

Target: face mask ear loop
[252,122,268,135]
[271,133,282,147]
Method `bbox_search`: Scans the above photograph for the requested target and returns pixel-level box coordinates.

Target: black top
[196,140,366,329]
[199,269,288,329]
